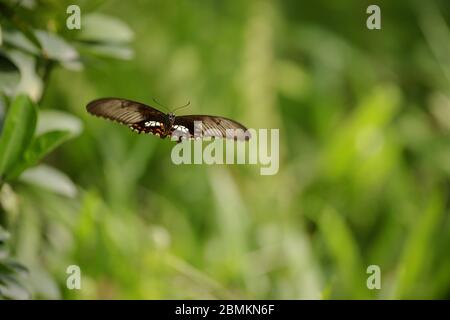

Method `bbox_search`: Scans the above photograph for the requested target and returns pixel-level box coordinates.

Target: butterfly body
[87,98,250,141]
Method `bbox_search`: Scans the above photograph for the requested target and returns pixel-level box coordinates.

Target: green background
[0,0,449,299]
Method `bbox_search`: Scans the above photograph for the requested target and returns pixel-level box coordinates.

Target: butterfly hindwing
[130,120,166,137]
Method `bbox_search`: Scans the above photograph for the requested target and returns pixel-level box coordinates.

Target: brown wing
[173,115,251,141]
[86,97,167,137]
[86,97,165,125]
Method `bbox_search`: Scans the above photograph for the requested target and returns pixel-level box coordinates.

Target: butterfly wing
[173,115,251,140]
[86,98,167,136]
[86,99,251,140]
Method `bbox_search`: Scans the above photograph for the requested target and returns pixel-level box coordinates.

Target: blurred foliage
[0,0,449,299]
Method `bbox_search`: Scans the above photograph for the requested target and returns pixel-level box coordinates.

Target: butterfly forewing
[86,98,165,125]
[173,115,251,140]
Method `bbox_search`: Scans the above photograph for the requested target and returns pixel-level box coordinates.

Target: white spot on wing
[145,121,161,127]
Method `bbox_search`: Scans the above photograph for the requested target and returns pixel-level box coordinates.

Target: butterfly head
[168,112,176,124]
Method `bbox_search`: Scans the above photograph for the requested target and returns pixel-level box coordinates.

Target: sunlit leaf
[79,13,134,43]
[0,274,30,299]
[19,164,77,198]
[78,43,134,60]
[0,52,20,96]
[0,183,18,218]
[36,110,83,137]
[3,49,43,101]
[0,225,10,243]
[1,30,40,56]
[35,30,79,63]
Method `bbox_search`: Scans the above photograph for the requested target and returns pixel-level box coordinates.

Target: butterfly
[86,98,251,142]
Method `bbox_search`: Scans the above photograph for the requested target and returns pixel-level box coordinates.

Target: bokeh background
[0,0,449,299]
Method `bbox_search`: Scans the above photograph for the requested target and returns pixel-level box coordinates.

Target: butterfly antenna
[172,101,191,113]
[153,98,171,113]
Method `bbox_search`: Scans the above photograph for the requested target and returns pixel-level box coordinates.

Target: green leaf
[318,207,370,298]
[7,130,73,180]
[393,194,445,298]
[27,131,72,165]
[0,259,28,276]
[0,94,37,182]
